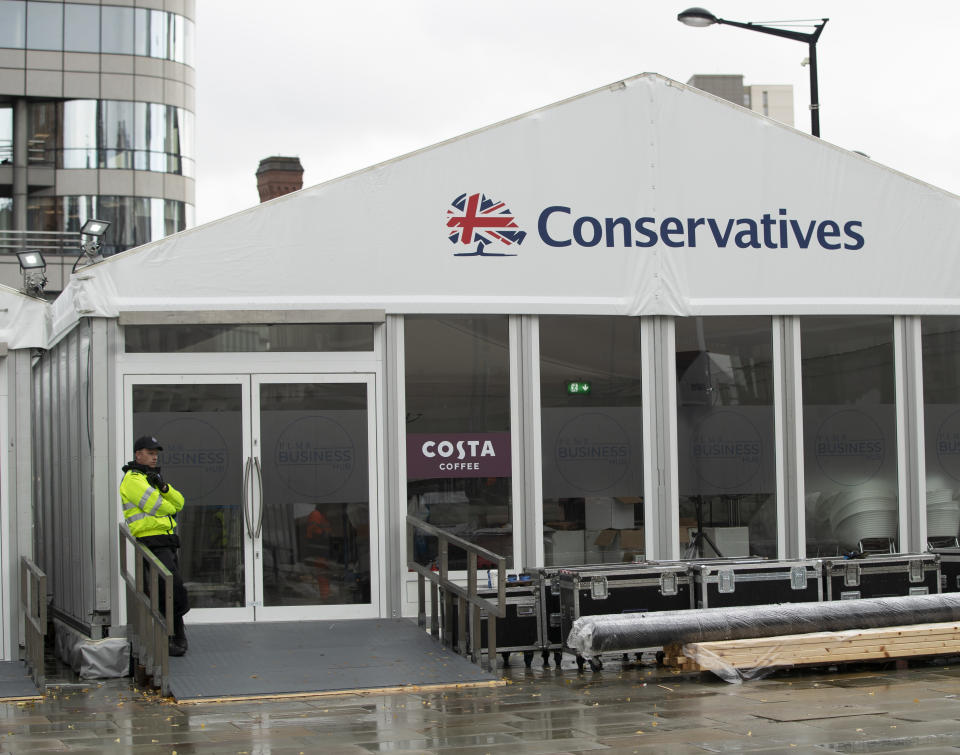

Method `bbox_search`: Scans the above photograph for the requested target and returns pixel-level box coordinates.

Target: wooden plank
[693,622,960,651]
[676,621,960,672]
[176,678,506,704]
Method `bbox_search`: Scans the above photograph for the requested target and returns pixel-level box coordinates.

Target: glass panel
[27,1,62,50]
[100,5,133,54]
[26,195,58,232]
[124,323,376,353]
[61,194,96,233]
[164,197,185,236]
[259,382,370,606]
[802,317,897,557]
[182,16,194,66]
[134,101,166,172]
[540,316,643,566]
[133,384,246,609]
[0,106,10,164]
[27,100,59,166]
[0,197,12,231]
[168,12,183,62]
[164,105,182,174]
[922,317,960,547]
[64,3,99,53]
[96,194,135,255]
[676,316,775,559]
[405,316,513,570]
[62,99,97,168]
[134,7,166,58]
[99,100,134,169]
[0,1,26,49]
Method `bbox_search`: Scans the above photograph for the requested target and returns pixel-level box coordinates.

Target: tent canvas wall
[28,73,960,634]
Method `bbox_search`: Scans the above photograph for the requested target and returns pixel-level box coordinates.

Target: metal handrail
[20,557,47,690]
[406,515,506,671]
[0,230,83,255]
[119,524,173,696]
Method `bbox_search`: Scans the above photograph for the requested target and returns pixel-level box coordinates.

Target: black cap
[134,435,163,452]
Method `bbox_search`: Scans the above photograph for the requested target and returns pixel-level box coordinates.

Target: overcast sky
[192,1,959,225]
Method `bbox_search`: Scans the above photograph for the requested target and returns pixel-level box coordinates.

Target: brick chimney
[256,156,304,202]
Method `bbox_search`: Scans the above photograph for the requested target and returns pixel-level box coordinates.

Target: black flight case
[690,558,823,609]
[821,553,941,600]
[442,581,542,667]
[558,561,695,669]
[522,567,565,667]
[927,538,960,593]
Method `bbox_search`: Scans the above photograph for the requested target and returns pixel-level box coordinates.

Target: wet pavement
[3,653,960,753]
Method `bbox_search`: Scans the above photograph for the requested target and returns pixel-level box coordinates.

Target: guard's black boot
[170,616,188,656]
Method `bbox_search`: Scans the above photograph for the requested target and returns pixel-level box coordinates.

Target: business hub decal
[446,192,864,256]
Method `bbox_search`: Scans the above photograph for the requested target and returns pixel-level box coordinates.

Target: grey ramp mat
[167,618,497,700]
[0,661,41,699]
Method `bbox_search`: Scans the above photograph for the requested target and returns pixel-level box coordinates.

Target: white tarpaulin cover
[51,73,960,340]
[0,284,48,350]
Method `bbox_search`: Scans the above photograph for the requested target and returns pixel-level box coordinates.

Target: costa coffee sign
[407,433,511,479]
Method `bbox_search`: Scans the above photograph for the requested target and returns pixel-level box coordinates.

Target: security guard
[120,435,190,656]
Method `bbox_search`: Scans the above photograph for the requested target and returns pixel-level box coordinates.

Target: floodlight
[74,218,112,272]
[80,219,110,237]
[17,251,46,271]
[17,250,47,297]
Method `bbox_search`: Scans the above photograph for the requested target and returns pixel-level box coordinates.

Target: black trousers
[140,542,190,638]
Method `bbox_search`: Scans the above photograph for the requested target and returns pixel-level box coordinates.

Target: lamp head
[678,7,718,26]
[80,218,110,238]
[17,251,46,271]
[16,251,47,297]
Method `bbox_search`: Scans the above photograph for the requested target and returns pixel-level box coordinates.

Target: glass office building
[0,0,195,290]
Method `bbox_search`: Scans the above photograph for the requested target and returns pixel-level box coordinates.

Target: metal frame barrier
[406,515,506,671]
[20,557,47,689]
[119,524,173,696]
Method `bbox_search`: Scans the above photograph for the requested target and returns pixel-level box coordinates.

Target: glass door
[127,373,379,623]
[252,374,378,620]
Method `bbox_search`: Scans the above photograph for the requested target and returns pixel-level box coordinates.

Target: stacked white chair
[927,488,960,537]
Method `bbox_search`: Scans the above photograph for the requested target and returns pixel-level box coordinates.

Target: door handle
[242,456,254,539]
[253,456,264,539]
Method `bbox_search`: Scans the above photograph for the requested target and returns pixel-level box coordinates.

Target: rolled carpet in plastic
[566,593,960,657]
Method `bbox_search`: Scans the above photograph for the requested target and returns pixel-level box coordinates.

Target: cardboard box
[546,530,585,566]
[585,497,635,530]
[687,526,750,558]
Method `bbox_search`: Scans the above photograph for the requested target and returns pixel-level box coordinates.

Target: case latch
[660,571,678,596]
[718,569,735,593]
[844,563,861,587]
[790,565,808,590]
[909,559,924,583]
[590,576,609,600]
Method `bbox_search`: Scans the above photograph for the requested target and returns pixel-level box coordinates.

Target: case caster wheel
[553,651,562,667]
[541,650,551,667]
[500,652,511,667]
[523,651,534,668]
[655,650,665,665]
[588,657,603,672]
[576,654,585,671]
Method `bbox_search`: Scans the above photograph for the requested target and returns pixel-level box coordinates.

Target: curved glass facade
[26,100,194,177]
[26,195,193,256]
[0,1,195,65]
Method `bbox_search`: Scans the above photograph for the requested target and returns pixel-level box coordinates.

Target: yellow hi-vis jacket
[119,469,185,538]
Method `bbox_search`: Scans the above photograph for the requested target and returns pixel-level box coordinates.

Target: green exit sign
[566,381,592,395]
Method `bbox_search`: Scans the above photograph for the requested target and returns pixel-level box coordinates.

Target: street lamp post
[677,8,828,137]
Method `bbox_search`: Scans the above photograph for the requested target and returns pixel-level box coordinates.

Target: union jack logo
[446,192,526,256]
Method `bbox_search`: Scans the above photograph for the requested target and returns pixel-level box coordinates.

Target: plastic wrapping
[566,592,960,657]
[54,621,130,679]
